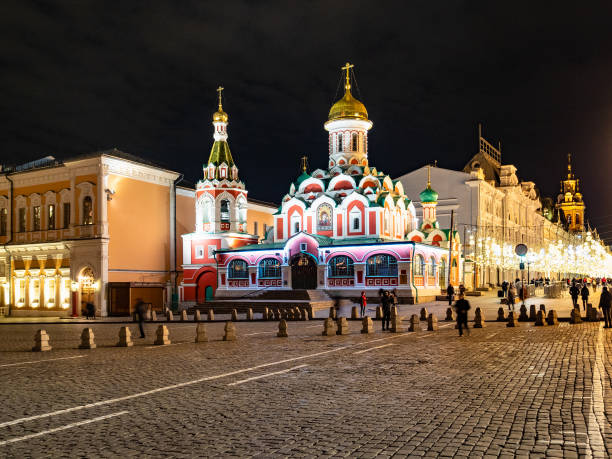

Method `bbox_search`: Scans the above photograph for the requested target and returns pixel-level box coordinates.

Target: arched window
[228,259,248,279]
[567,215,572,225]
[338,133,343,152]
[291,214,301,235]
[220,200,230,222]
[439,258,447,286]
[383,209,390,233]
[82,196,93,225]
[575,214,580,225]
[351,132,358,151]
[328,256,355,277]
[366,254,398,277]
[350,208,361,231]
[258,258,281,278]
[362,135,366,152]
[414,254,425,276]
[428,257,436,277]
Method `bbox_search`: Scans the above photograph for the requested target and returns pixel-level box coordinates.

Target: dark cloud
[2,1,612,238]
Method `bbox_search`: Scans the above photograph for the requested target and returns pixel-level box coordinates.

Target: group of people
[568,280,612,328]
[377,289,399,331]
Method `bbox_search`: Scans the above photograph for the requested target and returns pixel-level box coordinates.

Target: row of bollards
[31,302,591,352]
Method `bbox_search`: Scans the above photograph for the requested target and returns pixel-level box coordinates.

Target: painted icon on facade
[317,204,333,231]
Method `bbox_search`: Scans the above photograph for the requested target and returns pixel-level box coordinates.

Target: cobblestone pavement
[0,309,611,457]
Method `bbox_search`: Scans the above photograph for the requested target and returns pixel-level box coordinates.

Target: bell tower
[556,153,585,232]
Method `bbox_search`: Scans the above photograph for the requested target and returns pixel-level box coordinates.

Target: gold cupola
[328,62,369,121]
[213,85,228,123]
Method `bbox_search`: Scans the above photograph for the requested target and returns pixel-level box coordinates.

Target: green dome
[296,171,311,185]
[419,185,438,203]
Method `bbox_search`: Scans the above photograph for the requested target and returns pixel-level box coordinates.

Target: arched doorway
[291,253,317,290]
[196,270,216,303]
[79,267,95,315]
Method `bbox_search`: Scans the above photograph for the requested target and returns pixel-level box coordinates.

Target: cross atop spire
[301,155,308,173]
[427,164,431,188]
[217,86,224,110]
[341,62,354,90]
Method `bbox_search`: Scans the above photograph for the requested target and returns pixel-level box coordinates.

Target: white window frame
[291,214,301,235]
[195,246,204,259]
[208,245,216,259]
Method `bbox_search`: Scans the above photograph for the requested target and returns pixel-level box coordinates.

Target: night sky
[3,2,612,240]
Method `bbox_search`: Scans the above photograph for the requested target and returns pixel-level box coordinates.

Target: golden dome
[213,85,228,123]
[328,87,368,121]
[213,109,228,123]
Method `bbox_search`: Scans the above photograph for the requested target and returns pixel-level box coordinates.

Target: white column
[70,175,76,227]
[98,164,108,237]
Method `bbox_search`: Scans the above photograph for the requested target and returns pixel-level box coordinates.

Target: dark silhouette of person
[599,286,612,328]
[569,282,579,308]
[135,299,147,338]
[454,293,471,337]
[580,284,590,311]
[446,284,455,306]
[381,291,391,331]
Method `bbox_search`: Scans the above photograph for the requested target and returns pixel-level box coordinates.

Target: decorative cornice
[103,156,179,186]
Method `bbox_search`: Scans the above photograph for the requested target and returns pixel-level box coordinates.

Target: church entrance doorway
[79,267,95,316]
[291,253,317,290]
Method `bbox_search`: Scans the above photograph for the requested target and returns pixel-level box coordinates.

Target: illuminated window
[351,132,358,151]
[428,257,436,277]
[31,279,40,307]
[328,256,354,277]
[439,259,447,286]
[46,278,55,307]
[291,214,301,235]
[338,134,343,152]
[220,200,230,222]
[48,204,55,230]
[33,206,41,231]
[366,254,398,277]
[414,254,425,276]
[228,259,249,279]
[258,258,281,278]
[82,197,93,225]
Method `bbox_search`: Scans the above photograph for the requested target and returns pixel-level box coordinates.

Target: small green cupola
[419,165,438,203]
[296,155,311,185]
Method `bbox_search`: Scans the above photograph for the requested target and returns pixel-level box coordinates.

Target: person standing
[459,284,466,296]
[569,282,579,309]
[446,283,455,306]
[599,286,612,328]
[507,284,516,311]
[454,293,471,336]
[135,298,147,338]
[360,291,367,317]
[381,291,391,331]
[580,284,590,311]
[501,280,508,298]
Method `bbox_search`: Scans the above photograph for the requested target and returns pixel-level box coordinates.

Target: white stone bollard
[117,326,133,347]
[33,329,52,352]
[79,328,96,349]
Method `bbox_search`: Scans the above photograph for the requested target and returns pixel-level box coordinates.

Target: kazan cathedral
[184,64,461,304]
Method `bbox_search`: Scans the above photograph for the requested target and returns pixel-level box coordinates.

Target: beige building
[0,149,275,317]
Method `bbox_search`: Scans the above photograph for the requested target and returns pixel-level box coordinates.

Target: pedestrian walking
[381,291,391,331]
[360,291,367,317]
[599,286,612,328]
[454,293,471,336]
[501,280,508,297]
[446,283,455,306]
[507,284,516,311]
[569,282,579,309]
[580,284,590,311]
[85,302,95,320]
[459,284,466,296]
[135,298,147,338]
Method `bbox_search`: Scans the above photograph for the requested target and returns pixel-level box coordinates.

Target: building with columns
[214,64,461,303]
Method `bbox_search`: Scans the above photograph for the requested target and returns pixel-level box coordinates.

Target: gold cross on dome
[341,62,354,88]
[217,86,224,109]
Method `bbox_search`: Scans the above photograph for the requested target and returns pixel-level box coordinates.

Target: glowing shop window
[61,278,71,308]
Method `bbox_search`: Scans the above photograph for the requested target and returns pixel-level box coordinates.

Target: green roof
[419,185,438,203]
[207,140,234,168]
[296,171,311,185]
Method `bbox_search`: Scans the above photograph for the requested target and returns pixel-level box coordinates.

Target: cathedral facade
[212,64,461,303]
